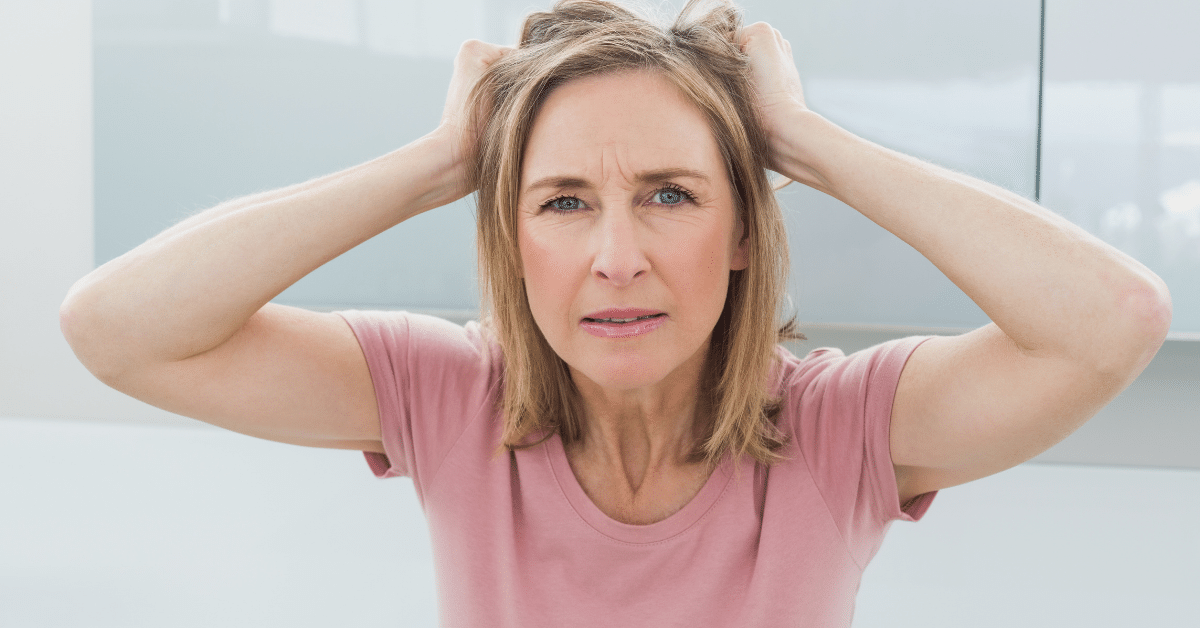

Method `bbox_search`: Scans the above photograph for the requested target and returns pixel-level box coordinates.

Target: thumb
[442,40,515,128]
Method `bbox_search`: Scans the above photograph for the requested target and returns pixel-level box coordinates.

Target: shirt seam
[421,361,504,503]
[794,423,870,573]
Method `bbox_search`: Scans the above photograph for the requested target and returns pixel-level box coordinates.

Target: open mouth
[581,313,666,324]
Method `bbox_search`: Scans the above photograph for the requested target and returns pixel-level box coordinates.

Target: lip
[581,307,665,320]
[579,314,668,339]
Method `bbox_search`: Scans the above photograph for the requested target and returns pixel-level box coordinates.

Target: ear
[730,217,749,271]
[731,236,749,271]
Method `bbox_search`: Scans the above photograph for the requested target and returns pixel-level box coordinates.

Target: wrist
[406,126,473,213]
[770,107,843,195]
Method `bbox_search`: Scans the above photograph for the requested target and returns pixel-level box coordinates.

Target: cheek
[695,242,734,304]
[671,224,734,292]
[647,231,731,336]
[519,226,582,320]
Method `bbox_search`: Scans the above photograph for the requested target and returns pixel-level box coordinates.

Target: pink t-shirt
[337,310,938,627]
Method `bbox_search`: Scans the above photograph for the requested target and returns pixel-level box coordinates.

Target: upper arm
[112,304,384,452]
[890,323,1151,505]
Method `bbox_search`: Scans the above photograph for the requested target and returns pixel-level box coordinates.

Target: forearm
[62,128,465,376]
[138,169,359,252]
[777,108,1171,369]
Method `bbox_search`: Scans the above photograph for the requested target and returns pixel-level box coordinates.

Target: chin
[573,355,673,392]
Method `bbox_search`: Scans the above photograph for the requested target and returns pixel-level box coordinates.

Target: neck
[566,343,713,479]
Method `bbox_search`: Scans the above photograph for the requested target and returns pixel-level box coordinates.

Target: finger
[455,40,510,69]
[737,21,773,46]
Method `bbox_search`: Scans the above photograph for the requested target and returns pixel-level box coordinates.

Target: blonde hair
[469,0,802,472]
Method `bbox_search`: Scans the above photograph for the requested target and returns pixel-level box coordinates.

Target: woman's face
[517,69,748,392]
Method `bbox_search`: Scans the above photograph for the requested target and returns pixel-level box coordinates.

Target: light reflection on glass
[1041,0,1200,334]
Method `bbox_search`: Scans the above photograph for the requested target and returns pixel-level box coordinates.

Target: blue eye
[654,185,696,206]
[542,196,584,212]
[656,189,685,205]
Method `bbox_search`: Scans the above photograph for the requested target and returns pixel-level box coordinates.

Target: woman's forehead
[520,70,728,192]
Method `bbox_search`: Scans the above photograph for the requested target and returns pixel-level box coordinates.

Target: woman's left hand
[737,22,809,173]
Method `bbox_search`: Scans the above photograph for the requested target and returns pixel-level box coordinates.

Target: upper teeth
[593,314,658,323]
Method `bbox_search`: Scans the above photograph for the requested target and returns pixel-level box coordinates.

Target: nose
[590,208,649,287]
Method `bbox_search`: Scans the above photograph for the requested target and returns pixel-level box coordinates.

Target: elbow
[59,281,128,386]
[1133,274,1173,354]
[1098,274,1172,378]
[59,287,101,378]
[59,280,89,359]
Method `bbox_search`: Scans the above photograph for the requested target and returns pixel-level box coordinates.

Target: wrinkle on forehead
[519,70,726,198]
[598,144,637,192]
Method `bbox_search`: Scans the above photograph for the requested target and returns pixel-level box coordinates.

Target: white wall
[0,1,182,425]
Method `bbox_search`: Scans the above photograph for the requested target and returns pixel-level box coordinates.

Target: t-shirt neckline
[545,430,736,544]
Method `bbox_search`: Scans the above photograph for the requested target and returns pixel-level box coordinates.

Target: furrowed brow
[523,168,710,193]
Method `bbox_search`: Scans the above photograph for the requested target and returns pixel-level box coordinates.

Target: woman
[60,0,1171,625]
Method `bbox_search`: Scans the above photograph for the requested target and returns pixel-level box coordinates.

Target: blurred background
[1,0,1197,626]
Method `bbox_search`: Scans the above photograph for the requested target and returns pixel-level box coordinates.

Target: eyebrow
[523,167,711,194]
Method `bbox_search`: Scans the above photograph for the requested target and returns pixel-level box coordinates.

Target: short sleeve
[335,310,502,502]
[782,336,938,564]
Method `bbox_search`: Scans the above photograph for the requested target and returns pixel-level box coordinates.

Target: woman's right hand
[438,39,515,199]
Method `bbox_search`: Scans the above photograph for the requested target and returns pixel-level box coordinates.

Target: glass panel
[93,0,530,309]
[1041,0,1200,335]
[751,0,1042,327]
[95,0,1042,324]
